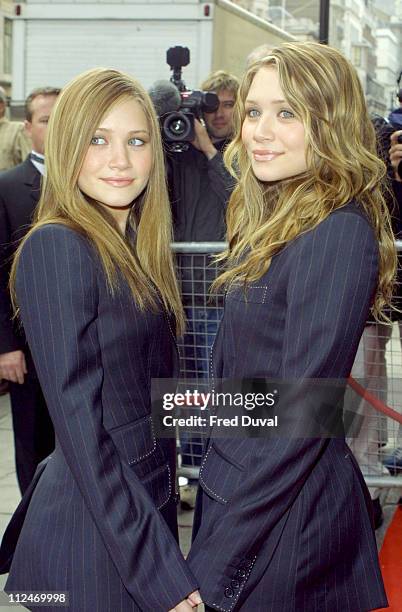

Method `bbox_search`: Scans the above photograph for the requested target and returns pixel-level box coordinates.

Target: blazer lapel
[22,158,42,205]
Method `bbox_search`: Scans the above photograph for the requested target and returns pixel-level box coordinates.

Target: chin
[253,170,282,182]
[251,164,295,183]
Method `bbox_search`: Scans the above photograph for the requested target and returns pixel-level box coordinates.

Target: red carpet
[377,506,402,611]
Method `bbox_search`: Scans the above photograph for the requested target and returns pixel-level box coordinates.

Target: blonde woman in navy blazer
[187,43,396,611]
[0,69,201,611]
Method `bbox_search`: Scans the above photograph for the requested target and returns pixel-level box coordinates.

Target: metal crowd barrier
[173,242,402,488]
[172,243,226,480]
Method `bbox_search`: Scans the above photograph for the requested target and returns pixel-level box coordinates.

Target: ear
[24,119,32,136]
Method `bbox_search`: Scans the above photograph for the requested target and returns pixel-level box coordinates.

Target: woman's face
[78,98,152,227]
[242,66,307,182]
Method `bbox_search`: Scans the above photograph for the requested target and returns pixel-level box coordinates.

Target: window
[352,45,361,67]
[4,18,12,74]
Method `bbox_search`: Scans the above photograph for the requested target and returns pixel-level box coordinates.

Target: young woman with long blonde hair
[187,42,394,611]
[0,68,201,612]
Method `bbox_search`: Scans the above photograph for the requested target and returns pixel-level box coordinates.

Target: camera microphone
[148,80,181,118]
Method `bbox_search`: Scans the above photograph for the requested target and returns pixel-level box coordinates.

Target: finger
[4,369,18,384]
[188,591,202,606]
[186,598,199,608]
[16,369,25,385]
[391,130,402,144]
[22,354,28,374]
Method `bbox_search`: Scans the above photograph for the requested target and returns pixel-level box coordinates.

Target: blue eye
[128,138,145,146]
[279,109,295,119]
[246,109,260,118]
[90,136,106,145]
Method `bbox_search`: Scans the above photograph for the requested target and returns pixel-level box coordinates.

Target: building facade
[233,0,401,115]
[0,0,13,96]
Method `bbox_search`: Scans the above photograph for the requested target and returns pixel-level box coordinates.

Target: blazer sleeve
[16,225,198,611]
[187,210,379,611]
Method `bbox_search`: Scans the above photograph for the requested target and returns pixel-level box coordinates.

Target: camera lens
[170,118,187,136]
[163,112,192,141]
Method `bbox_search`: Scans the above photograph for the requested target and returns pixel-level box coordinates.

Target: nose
[215,103,225,119]
[108,141,131,170]
[253,115,275,143]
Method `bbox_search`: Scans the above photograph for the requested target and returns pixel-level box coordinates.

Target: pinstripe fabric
[3,224,198,611]
[187,203,388,611]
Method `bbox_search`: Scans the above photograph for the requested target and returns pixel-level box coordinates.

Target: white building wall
[376,28,399,110]
[11,3,214,101]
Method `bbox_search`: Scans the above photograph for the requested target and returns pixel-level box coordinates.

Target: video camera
[149,46,219,152]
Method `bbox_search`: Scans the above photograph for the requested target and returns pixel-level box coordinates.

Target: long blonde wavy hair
[215,42,396,321]
[10,68,185,333]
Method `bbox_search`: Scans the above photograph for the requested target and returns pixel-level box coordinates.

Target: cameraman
[168,70,239,241]
[390,129,402,185]
[388,88,402,131]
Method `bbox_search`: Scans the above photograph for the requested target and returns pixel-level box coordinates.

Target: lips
[101,178,134,187]
[252,150,283,162]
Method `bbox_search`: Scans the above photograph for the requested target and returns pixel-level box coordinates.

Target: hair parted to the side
[215,41,396,322]
[200,70,240,96]
[10,67,185,333]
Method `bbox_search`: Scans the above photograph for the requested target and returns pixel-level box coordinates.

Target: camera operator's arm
[191,119,234,202]
[390,130,402,182]
[389,130,402,236]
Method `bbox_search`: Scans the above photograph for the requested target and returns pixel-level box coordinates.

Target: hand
[0,350,27,384]
[191,119,217,160]
[187,590,202,607]
[168,590,202,611]
[389,130,402,182]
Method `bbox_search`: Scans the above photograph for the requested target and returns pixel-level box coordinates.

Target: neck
[99,202,131,235]
[32,150,44,159]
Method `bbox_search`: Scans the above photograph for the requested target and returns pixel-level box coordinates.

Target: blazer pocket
[227,284,269,304]
[199,442,245,505]
[141,463,172,510]
[108,415,167,479]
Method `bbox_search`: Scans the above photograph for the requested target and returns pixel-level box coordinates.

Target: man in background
[388,88,402,130]
[0,87,60,493]
[169,70,239,242]
[0,86,31,172]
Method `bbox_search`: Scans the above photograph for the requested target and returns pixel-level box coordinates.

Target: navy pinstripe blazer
[187,203,388,611]
[2,224,198,611]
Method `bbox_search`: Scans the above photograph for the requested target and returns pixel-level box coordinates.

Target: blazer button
[224,587,234,598]
[235,569,246,579]
[231,580,240,589]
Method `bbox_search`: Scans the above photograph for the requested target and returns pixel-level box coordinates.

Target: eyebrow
[95,128,149,135]
[245,99,287,105]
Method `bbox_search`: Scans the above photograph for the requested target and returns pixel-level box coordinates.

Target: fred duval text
[162,415,279,428]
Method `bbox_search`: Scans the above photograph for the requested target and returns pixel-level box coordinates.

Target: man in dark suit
[0,87,60,493]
